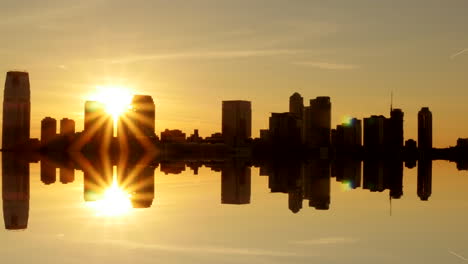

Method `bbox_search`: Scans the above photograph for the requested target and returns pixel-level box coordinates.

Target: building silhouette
[118,95,156,150]
[363,115,386,153]
[333,118,362,151]
[418,107,432,154]
[302,97,331,149]
[41,117,57,147]
[84,101,113,152]
[388,109,404,153]
[2,71,30,150]
[289,92,304,119]
[269,112,301,147]
[130,95,156,138]
[222,101,251,146]
[161,129,186,143]
[2,154,30,230]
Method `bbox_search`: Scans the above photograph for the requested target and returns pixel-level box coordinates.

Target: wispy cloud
[450,48,468,59]
[293,61,359,70]
[289,237,358,245]
[449,250,468,261]
[92,239,304,257]
[100,49,305,64]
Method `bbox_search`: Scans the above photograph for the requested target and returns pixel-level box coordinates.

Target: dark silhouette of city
[1,70,468,230]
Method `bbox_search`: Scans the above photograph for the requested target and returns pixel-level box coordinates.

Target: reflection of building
[41,117,57,146]
[302,160,330,210]
[2,154,30,230]
[222,101,251,146]
[160,161,186,175]
[417,159,432,201]
[302,97,331,148]
[388,159,403,199]
[118,158,155,208]
[221,160,251,204]
[333,159,361,189]
[60,161,75,184]
[40,159,56,185]
[83,157,112,201]
[418,107,432,152]
[2,71,31,150]
[363,159,386,192]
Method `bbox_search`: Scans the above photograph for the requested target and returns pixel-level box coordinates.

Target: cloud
[450,48,468,59]
[293,61,359,70]
[449,250,468,261]
[100,49,305,64]
[289,237,358,245]
[91,239,305,257]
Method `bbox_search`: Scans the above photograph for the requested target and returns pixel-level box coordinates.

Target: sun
[90,85,133,118]
[88,180,133,217]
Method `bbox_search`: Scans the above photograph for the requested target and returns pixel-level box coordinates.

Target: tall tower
[302,97,331,148]
[2,71,31,150]
[41,117,57,146]
[289,92,303,119]
[389,108,404,152]
[418,107,432,151]
[130,95,156,138]
[84,101,113,152]
[222,100,252,146]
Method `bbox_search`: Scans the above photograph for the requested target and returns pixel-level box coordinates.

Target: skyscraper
[84,101,113,152]
[130,95,156,138]
[289,92,304,119]
[60,118,75,136]
[2,71,30,150]
[363,115,386,152]
[388,108,404,152]
[222,100,252,146]
[418,107,432,152]
[41,117,57,146]
[269,112,301,147]
[302,97,331,148]
[118,95,156,150]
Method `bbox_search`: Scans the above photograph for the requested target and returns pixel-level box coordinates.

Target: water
[1,153,467,264]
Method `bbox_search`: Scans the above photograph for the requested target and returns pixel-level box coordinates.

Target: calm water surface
[1,154,468,264]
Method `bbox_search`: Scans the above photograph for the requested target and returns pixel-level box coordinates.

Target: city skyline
[1,1,468,148]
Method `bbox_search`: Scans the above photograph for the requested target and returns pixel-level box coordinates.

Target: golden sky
[0,0,467,147]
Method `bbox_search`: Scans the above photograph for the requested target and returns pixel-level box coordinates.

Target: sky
[0,0,467,147]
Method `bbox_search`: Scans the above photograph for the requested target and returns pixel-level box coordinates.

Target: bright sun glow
[88,180,133,217]
[90,85,133,118]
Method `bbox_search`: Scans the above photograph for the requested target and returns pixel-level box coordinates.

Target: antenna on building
[389,195,392,217]
[390,90,393,112]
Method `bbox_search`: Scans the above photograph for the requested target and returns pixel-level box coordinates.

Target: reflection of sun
[90,85,133,118]
[88,180,132,217]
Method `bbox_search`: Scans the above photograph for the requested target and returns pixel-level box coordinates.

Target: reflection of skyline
[3,151,466,230]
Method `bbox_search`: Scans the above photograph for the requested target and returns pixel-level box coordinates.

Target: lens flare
[87,180,132,217]
[90,85,133,118]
